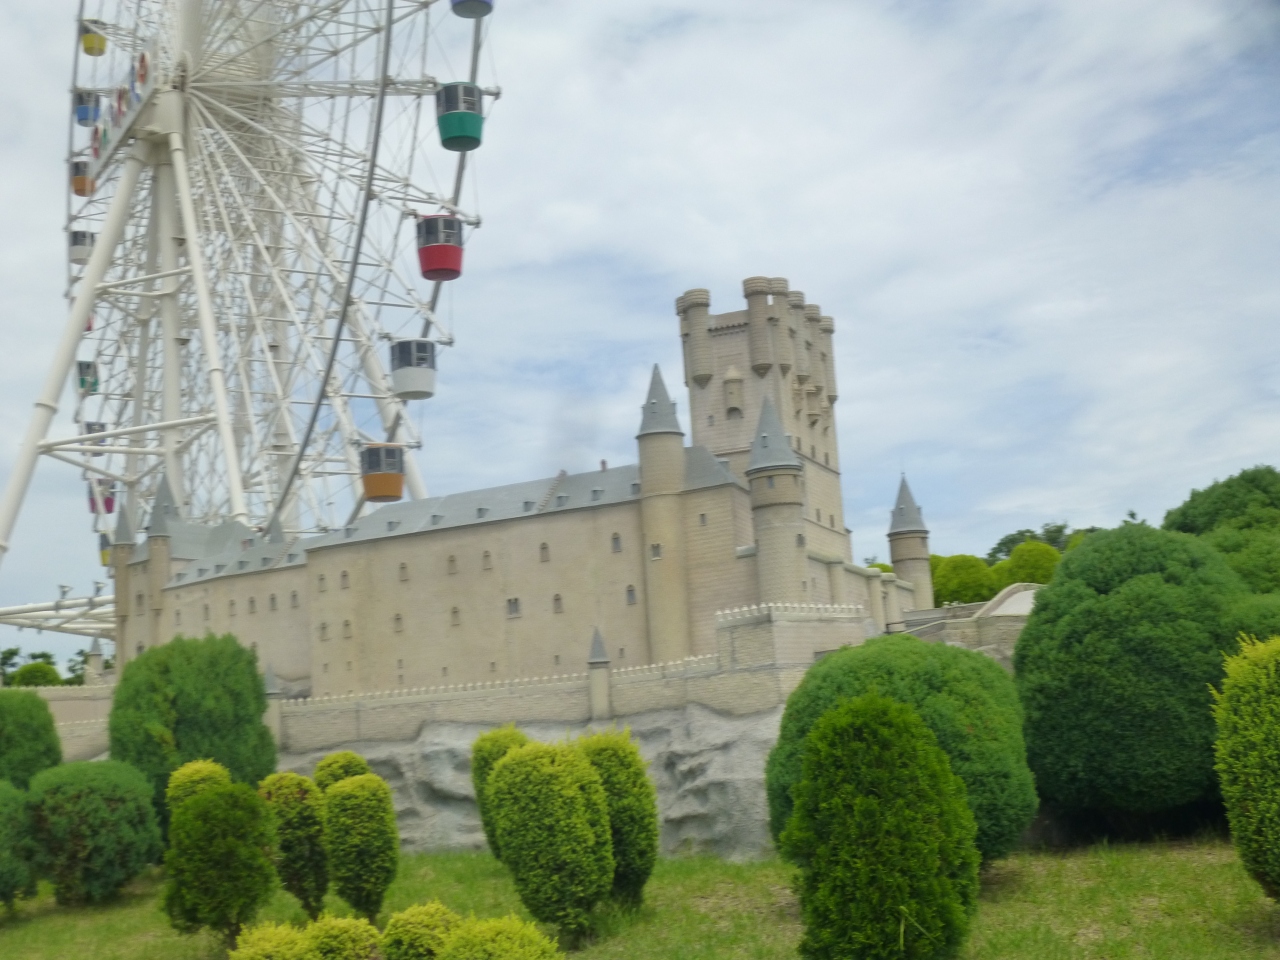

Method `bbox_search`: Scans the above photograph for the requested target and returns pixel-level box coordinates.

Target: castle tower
[636,366,692,662]
[888,476,933,610]
[746,398,808,604]
[111,505,135,665]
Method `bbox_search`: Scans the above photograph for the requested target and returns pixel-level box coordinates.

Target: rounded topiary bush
[436,916,561,960]
[164,783,277,946]
[228,922,311,960]
[10,662,61,687]
[109,634,276,827]
[314,751,371,794]
[933,555,998,605]
[27,760,161,905]
[0,779,35,911]
[577,729,658,905]
[766,634,1036,861]
[994,540,1060,589]
[306,915,382,960]
[1213,635,1280,899]
[0,689,61,789]
[470,725,528,861]
[382,901,463,960]
[488,742,612,941]
[781,694,979,960]
[1015,523,1249,815]
[166,759,232,817]
[325,773,398,922]
[259,771,329,920]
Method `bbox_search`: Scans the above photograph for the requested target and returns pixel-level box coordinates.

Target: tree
[766,634,1036,861]
[109,634,276,827]
[781,694,979,960]
[992,540,1060,590]
[488,742,613,943]
[1163,465,1280,536]
[166,759,232,817]
[986,522,1070,563]
[9,662,61,687]
[259,772,328,920]
[1016,523,1248,816]
[470,726,529,861]
[0,691,61,790]
[0,779,35,912]
[326,773,399,923]
[577,729,659,905]
[314,751,371,793]
[932,555,998,605]
[27,760,161,905]
[164,783,277,947]
[381,902,463,960]
[0,648,19,686]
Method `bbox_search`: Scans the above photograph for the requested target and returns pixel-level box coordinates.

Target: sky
[1,0,1279,666]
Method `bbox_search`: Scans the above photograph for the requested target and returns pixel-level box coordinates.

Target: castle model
[108,278,935,699]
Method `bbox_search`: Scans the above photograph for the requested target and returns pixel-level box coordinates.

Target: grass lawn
[2,837,1279,958]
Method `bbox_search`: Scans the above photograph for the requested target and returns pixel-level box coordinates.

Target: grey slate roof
[147,474,180,538]
[637,365,683,437]
[888,476,928,535]
[746,397,802,474]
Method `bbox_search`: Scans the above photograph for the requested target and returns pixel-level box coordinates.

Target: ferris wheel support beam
[0,143,148,570]
[152,157,191,507]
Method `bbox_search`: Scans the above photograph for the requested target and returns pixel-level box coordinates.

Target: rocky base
[279,703,784,861]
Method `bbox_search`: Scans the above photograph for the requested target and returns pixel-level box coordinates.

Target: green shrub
[10,662,61,687]
[166,759,232,817]
[164,783,277,946]
[577,729,658,905]
[781,694,979,960]
[27,760,160,905]
[0,690,60,790]
[470,725,528,861]
[326,773,398,922]
[998,540,1060,588]
[488,742,612,942]
[436,916,561,960]
[766,634,1036,861]
[0,779,35,911]
[933,555,998,605]
[314,751,371,794]
[260,772,329,920]
[306,915,381,960]
[1016,523,1248,815]
[382,901,463,960]
[109,634,276,828]
[1164,465,1280,536]
[1213,635,1280,899]
[228,922,312,960]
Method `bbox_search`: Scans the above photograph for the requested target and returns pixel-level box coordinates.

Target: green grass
[2,838,1279,958]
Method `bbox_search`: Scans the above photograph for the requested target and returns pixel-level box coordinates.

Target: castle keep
[108,278,935,699]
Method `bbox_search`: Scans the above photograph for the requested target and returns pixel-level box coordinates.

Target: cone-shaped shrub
[259,772,329,920]
[0,779,35,911]
[164,783,277,946]
[314,751,371,794]
[577,729,658,905]
[306,915,381,960]
[436,915,561,960]
[27,760,161,905]
[382,901,463,960]
[326,773,398,922]
[470,725,528,861]
[488,742,612,942]
[1214,635,1280,899]
[166,759,232,817]
[0,690,61,789]
[767,634,1035,861]
[781,694,979,960]
[227,922,311,960]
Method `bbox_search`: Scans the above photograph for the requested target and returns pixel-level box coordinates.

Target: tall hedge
[0,690,61,789]
[766,634,1036,861]
[166,759,232,817]
[436,916,561,960]
[314,751,371,794]
[164,783,278,946]
[488,742,613,942]
[326,773,399,922]
[577,730,659,905]
[27,760,161,905]
[1213,635,1280,899]
[0,779,35,910]
[259,772,329,920]
[470,726,529,861]
[382,901,462,960]
[1016,523,1248,815]
[933,555,998,605]
[781,694,979,960]
[109,634,276,826]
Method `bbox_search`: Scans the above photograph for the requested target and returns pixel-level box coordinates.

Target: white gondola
[69,230,95,265]
[82,421,107,456]
[389,339,437,400]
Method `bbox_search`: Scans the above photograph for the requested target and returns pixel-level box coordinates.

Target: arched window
[482,551,493,570]
[553,594,563,613]
[393,614,403,633]
[540,543,550,563]
[450,607,460,626]
[269,594,277,611]
[626,585,637,605]
[611,533,621,553]
[447,555,457,574]
[340,570,349,589]
[398,562,409,582]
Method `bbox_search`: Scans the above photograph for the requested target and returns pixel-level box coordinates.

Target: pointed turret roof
[148,473,180,537]
[888,475,928,535]
[637,365,683,437]
[266,513,286,544]
[588,627,610,666]
[746,397,802,474]
[114,503,135,547]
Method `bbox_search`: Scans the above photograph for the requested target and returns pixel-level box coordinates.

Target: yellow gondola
[80,20,108,57]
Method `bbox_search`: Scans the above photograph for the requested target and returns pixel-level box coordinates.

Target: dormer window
[477,507,489,519]
[523,501,535,512]
[555,495,568,507]
[591,488,603,501]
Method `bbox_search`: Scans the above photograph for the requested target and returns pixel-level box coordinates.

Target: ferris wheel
[0,0,499,573]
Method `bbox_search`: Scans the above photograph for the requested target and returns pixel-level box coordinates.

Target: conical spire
[113,503,135,547]
[746,397,802,474]
[637,365,683,437]
[587,627,610,665]
[148,473,180,537]
[266,513,286,544]
[888,475,928,535]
